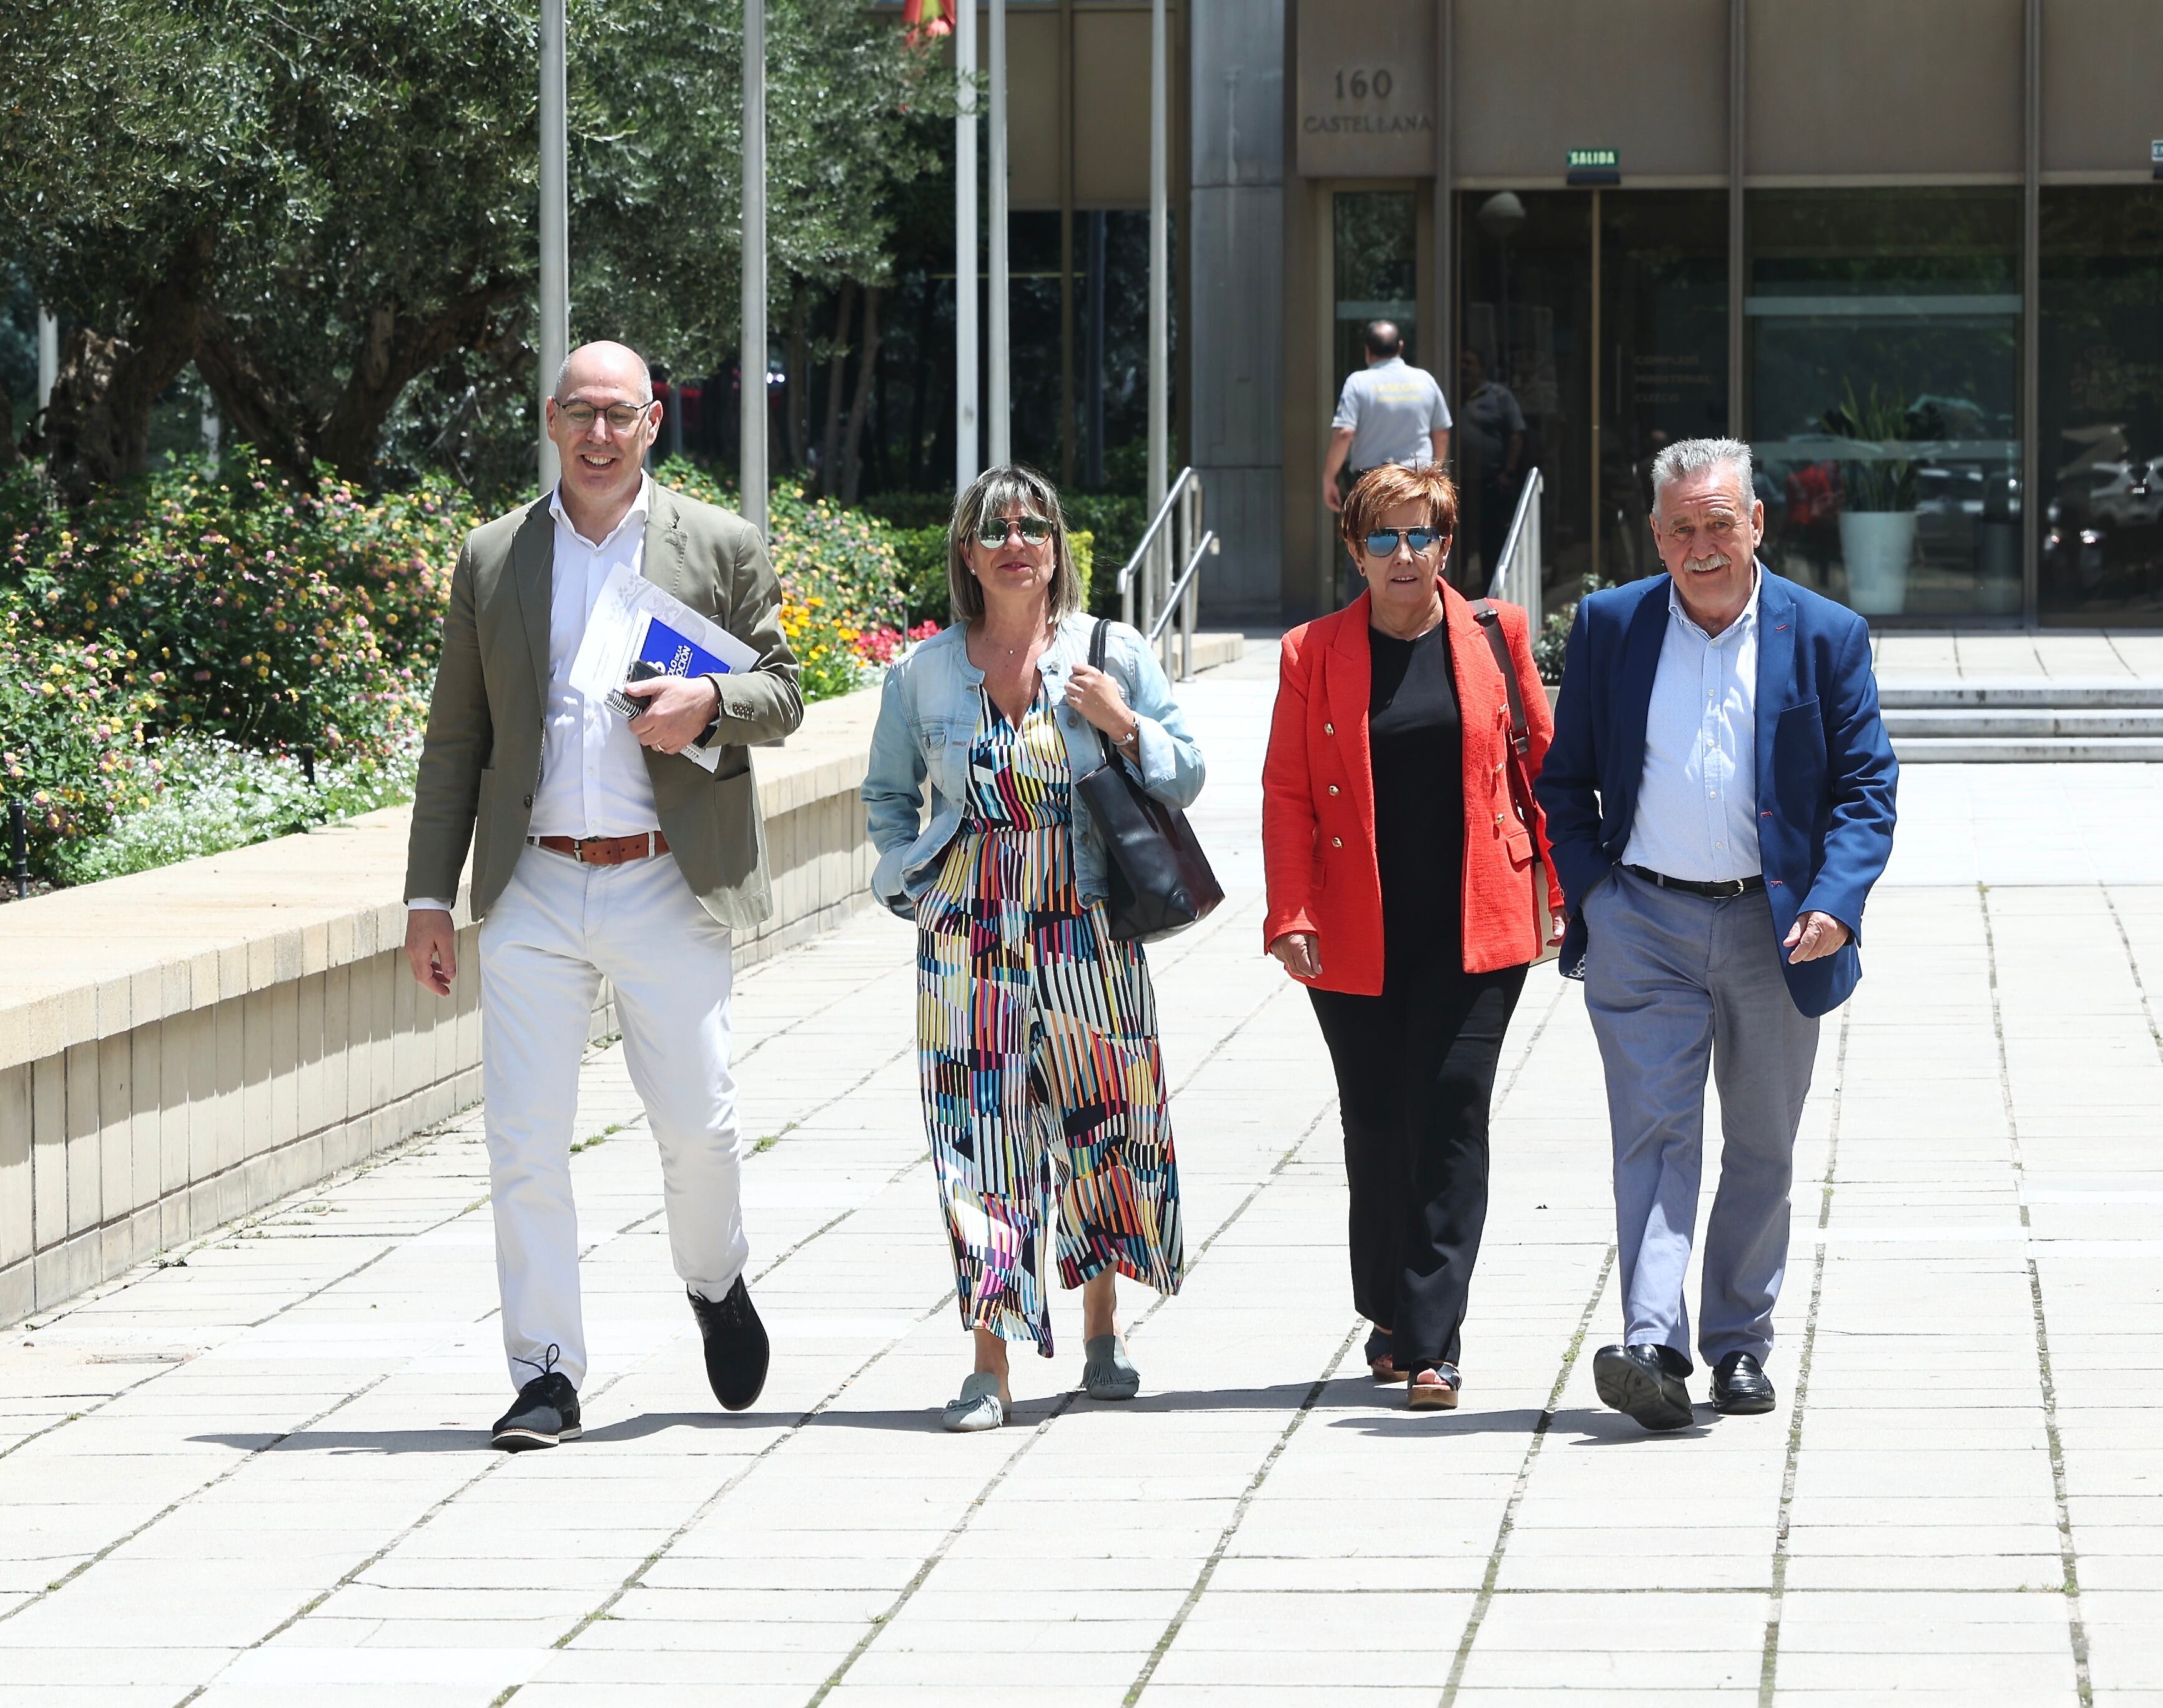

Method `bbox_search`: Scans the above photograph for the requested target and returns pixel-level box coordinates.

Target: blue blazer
[1533,568,1898,1018]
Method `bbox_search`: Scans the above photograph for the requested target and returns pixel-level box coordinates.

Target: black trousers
[1309,958,1527,1370]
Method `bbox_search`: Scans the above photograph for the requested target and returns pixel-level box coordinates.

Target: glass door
[1327,187,1424,603]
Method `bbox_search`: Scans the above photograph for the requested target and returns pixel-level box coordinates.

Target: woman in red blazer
[1261,463,1562,1410]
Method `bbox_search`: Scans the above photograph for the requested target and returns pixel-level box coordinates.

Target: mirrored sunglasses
[976,514,1055,547]
[1363,527,1441,557]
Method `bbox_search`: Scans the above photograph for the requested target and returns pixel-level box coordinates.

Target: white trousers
[478,844,748,1391]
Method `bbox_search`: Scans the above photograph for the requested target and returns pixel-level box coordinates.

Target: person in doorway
[1535,437,1897,1433]
[1457,347,1529,581]
[1323,319,1452,515]
[403,340,802,1451]
[1261,463,1562,1411]
[863,465,1205,1432]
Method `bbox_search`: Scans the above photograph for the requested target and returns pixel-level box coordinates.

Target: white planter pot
[1839,510,1917,616]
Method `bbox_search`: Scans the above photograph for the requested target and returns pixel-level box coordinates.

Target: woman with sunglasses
[864,465,1205,1431]
[1260,463,1562,1410]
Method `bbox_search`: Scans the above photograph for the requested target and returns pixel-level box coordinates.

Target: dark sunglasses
[975,514,1055,547]
[1363,527,1441,557]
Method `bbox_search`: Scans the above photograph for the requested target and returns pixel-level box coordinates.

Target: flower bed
[2,456,910,890]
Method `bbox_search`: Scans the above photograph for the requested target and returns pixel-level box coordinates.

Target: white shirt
[408,476,661,914]
[530,475,663,839]
[1620,571,1761,883]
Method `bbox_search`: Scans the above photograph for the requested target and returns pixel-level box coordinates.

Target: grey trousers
[1581,867,1819,1368]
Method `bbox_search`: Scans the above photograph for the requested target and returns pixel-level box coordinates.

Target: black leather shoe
[491,1371,581,1451]
[689,1276,770,1411]
[1711,1352,1777,1415]
[1592,1343,1694,1432]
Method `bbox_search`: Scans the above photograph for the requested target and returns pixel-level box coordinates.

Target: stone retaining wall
[0,684,884,1326]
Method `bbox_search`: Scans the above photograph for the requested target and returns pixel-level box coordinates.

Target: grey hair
[946,465,1083,624]
[1650,437,1754,515]
[553,343,654,404]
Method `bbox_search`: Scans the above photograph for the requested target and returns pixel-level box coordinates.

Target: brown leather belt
[530,831,670,866]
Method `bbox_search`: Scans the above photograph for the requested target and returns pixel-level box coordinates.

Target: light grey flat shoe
[941,1370,1007,1433]
[1082,1334,1141,1401]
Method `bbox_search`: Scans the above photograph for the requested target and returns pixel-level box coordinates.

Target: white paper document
[567,562,762,773]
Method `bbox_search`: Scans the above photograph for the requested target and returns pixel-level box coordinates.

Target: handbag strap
[1470,601,1530,758]
[1471,601,1541,840]
[1085,617,1119,769]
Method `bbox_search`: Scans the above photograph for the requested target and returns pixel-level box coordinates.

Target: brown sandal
[1365,1328,1409,1383]
[1406,1363,1462,1410]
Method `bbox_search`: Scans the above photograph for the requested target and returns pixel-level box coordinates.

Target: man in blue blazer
[1535,438,1896,1432]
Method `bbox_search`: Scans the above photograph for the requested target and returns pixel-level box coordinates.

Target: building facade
[1188,0,2163,628]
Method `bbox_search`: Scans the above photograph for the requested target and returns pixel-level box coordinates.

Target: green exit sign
[1567,147,1620,184]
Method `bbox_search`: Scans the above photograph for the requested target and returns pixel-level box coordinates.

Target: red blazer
[1261,582,1563,994]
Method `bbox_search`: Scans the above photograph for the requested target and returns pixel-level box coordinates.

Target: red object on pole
[901,0,952,44]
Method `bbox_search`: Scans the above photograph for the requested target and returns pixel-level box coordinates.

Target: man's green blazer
[403,484,805,929]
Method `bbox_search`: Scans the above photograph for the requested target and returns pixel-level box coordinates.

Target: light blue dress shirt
[1619,571,1761,883]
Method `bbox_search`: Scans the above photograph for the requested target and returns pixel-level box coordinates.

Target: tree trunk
[0,388,19,469]
[199,282,511,486]
[785,283,811,474]
[817,280,855,499]
[194,323,312,476]
[841,286,882,507]
[311,285,509,484]
[42,224,217,501]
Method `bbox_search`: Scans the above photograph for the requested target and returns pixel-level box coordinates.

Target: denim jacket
[864,614,1207,916]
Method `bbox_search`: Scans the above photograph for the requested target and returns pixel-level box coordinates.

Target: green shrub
[2,452,909,888]
[1534,574,1609,685]
[1,454,465,763]
[1,594,162,878]
[47,732,421,887]
[652,459,907,698]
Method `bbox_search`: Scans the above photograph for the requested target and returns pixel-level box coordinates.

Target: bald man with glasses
[403,340,802,1451]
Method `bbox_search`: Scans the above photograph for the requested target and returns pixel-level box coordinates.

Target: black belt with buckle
[1624,865,1765,900]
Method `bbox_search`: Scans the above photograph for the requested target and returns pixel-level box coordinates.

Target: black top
[1367,619,1464,976]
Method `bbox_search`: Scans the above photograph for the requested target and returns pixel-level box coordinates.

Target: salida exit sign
[1567,147,1619,185]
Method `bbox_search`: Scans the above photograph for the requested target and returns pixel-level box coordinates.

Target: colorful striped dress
[915,682,1184,1355]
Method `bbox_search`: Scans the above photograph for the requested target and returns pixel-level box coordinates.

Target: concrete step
[1885,708,2163,739]
[1892,735,2163,763]
[1878,679,2163,709]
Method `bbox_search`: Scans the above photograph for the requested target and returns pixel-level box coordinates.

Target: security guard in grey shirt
[1322,320,1452,515]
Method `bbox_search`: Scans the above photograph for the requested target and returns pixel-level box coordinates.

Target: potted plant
[1822,382,1938,616]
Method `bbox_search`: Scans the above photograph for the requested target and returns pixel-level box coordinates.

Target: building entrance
[1456,188,1729,613]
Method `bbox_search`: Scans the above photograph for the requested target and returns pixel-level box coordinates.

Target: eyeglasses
[975,514,1055,547]
[1362,527,1441,558]
[557,400,652,432]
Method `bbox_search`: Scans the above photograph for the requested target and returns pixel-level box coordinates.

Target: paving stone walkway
[4,648,2161,1706]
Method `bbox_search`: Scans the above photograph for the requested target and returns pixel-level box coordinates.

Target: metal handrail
[1146,530,1218,642]
[1485,467,1544,614]
[1116,465,1200,595]
[1114,464,1208,679]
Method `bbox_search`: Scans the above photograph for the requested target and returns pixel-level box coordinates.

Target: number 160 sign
[1335,68,1394,100]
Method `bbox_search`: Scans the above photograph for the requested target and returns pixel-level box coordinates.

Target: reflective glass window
[2039,187,2163,622]
[1748,189,2023,619]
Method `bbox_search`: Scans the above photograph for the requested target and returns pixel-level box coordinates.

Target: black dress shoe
[491,1371,581,1451]
[1592,1343,1694,1432]
[1711,1352,1777,1415]
[689,1276,770,1411]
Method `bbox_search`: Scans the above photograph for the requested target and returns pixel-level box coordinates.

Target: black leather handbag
[1072,619,1224,943]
